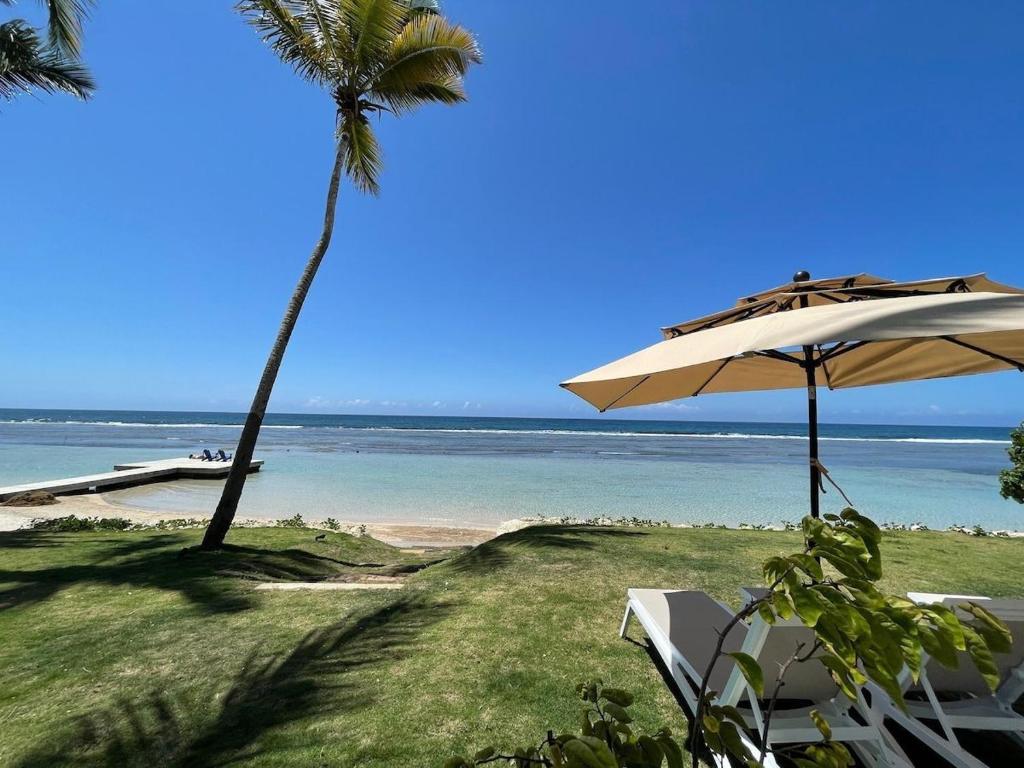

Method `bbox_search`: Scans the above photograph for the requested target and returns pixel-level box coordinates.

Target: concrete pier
[0,457,263,501]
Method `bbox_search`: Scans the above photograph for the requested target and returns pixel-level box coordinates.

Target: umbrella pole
[794,271,822,519]
[804,348,821,518]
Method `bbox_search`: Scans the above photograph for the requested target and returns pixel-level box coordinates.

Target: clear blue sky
[3,1,1023,425]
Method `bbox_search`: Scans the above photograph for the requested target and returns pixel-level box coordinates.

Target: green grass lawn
[1,525,1022,767]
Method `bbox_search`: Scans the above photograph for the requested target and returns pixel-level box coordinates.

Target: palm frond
[305,0,350,70]
[0,19,94,100]
[39,0,92,58]
[338,110,382,195]
[238,0,336,86]
[367,12,479,112]
[343,0,404,69]
[372,76,464,111]
[239,0,479,196]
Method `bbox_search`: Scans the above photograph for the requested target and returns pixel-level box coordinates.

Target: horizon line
[0,406,1015,431]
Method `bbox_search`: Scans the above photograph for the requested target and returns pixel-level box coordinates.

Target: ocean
[0,408,1019,531]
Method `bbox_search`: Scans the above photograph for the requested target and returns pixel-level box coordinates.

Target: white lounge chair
[620,589,909,768]
[866,595,1024,768]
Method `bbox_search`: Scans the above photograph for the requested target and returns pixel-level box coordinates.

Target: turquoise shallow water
[0,409,1019,530]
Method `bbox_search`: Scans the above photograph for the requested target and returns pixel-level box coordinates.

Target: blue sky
[3,1,1023,425]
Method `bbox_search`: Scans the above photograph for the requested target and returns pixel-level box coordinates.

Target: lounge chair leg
[619,604,634,639]
[879,701,987,768]
[856,691,912,768]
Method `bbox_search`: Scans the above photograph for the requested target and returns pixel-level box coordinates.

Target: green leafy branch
[690,508,1013,768]
[444,680,684,768]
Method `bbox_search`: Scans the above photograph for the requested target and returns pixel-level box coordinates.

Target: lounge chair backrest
[919,599,1024,697]
[721,617,839,705]
[628,589,749,697]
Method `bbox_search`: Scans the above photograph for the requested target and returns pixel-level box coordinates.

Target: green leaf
[862,654,905,711]
[818,653,861,700]
[702,713,720,733]
[963,625,1001,691]
[929,604,968,651]
[726,652,764,697]
[655,735,684,768]
[717,705,748,728]
[810,709,832,741]
[756,601,777,625]
[580,709,593,737]
[635,735,663,766]
[702,727,724,755]
[763,556,790,583]
[718,721,754,761]
[917,623,959,670]
[563,736,618,768]
[962,602,1013,654]
[772,590,794,620]
[600,687,635,707]
[788,553,824,581]
[842,508,882,544]
[788,583,826,626]
[603,701,632,724]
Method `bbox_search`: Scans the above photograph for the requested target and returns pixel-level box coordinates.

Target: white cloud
[645,401,700,412]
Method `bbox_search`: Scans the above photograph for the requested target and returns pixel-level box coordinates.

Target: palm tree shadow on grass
[15,596,453,767]
[0,532,372,614]
[447,524,648,574]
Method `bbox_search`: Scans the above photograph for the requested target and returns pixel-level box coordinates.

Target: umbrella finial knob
[793,270,811,283]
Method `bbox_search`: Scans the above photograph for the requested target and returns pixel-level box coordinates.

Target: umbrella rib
[940,336,1024,371]
[755,349,804,365]
[692,357,732,397]
[818,340,871,363]
[665,303,774,339]
[599,375,651,412]
[819,347,835,390]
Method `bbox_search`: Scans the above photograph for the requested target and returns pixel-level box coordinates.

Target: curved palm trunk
[202,138,347,549]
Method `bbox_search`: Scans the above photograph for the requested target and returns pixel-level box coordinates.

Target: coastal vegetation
[0,0,94,100]
[203,0,481,549]
[999,421,1024,504]
[2,523,1023,766]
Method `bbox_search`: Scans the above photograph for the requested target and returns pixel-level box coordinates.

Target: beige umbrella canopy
[561,272,1024,517]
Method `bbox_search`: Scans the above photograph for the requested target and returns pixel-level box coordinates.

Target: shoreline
[0,492,498,548]
[3,491,1023,545]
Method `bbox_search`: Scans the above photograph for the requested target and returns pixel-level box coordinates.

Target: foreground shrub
[689,509,1010,768]
[445,680,683,767]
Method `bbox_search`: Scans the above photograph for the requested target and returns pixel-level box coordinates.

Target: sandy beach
[0,492,497,548]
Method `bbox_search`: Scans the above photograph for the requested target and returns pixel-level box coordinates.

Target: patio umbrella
[560,272,1024,517]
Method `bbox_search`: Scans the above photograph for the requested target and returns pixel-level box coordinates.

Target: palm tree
[1,0,94,101]
[201,0,481,548]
